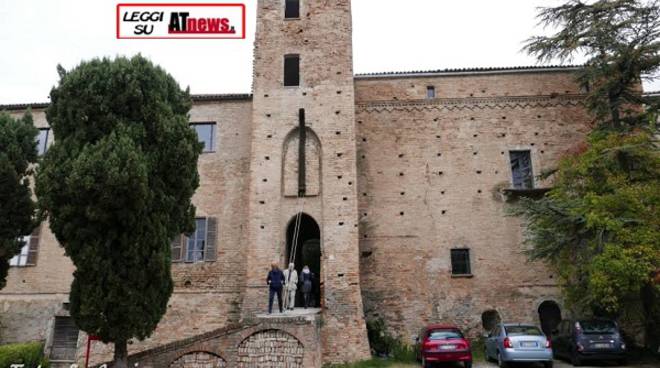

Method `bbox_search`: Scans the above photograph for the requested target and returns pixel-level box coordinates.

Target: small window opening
[451,248,471,275]
[284,55,300,87]
[427,86,436,99]
[509,150,534,189]
[285,0,300,19]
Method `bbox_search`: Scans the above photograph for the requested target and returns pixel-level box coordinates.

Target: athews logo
[117,3,246,39]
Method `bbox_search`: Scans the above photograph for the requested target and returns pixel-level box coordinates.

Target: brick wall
[354,71,592,340]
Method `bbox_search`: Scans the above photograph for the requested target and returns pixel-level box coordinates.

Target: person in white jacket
[283,263,298,310]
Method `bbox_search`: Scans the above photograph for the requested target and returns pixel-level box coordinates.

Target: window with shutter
[205,217,218,262]
[50,316,79,362]
[171,234,183,263]
[26,225,41,266]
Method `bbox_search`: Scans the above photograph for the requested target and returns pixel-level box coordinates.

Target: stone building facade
[0,0,594,367]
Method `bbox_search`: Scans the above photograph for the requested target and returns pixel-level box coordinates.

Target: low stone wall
[116,314,322,368]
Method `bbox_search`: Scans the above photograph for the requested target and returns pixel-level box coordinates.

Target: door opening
[286,213,321,308]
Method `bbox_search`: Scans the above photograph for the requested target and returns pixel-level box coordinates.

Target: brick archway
[237,329,304,367]
[169,351,226,368]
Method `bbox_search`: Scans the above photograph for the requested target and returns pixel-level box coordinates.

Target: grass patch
[0,341,49,368]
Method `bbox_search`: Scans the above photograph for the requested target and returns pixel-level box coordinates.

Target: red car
[417,324,473,368]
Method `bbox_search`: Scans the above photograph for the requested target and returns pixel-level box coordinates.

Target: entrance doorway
[538,301,562,336]
[286,213,321,308]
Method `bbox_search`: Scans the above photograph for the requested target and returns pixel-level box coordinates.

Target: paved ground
[388,360,658,368]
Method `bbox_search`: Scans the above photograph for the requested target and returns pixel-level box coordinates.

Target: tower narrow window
[427,86,436,99]
[285,0,300,19]
[284,55,300,87]
[509,150,534,189]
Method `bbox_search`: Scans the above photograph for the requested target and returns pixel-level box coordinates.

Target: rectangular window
[284,55,300,87]
[9,236,30,267]
[37,128,50,155]
[450,249,471,275]
[509,150,534,189]
[50,316,79,362]
[285,0,300,19]
[186,218,208,262]
[191,123,216,153]
[427,86,436,99]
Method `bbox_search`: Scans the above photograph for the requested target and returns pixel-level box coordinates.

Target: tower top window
[285,0,300,19]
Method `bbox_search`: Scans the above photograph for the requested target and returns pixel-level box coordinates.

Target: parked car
[416,324,473,368]
[552,319,627,366]
[484,323,553,368]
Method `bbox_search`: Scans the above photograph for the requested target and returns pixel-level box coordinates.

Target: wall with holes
[353,70,592,341]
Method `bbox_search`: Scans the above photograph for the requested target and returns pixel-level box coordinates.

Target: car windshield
[505,326,543,336]
[428,329,463,340]
[579,320,617,334]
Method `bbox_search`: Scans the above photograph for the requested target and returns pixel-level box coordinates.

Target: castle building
[0,0,593,367]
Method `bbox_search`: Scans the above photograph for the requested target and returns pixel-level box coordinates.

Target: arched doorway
[286,213,321,308]
[170,351,226,368]
[538,301,562,336]
[481,310,502,332]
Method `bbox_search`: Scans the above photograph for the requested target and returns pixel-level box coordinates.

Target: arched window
[283,127,321,197]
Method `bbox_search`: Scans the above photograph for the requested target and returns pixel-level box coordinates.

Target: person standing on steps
[300,265,314,309]
[266,262,285,314]
[283,262,298,311]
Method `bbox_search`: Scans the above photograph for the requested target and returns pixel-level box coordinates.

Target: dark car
[416,324,472,368]
[552,319,627,366]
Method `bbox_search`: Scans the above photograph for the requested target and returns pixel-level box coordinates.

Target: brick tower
[242,0,371,363]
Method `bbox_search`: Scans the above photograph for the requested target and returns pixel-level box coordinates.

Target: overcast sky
[0,0,658,104]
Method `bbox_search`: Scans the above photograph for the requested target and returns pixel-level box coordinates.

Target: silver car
[484,323,553,368]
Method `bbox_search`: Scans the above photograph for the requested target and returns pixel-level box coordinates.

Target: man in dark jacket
[266,262,285,314]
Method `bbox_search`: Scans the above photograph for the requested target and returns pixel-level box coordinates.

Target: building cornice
[0,93,253,111]
[354,65,584,80]
[356,94,586,113]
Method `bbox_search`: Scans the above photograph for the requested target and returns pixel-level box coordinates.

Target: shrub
[366,318,416,362]
[0,341,49,368]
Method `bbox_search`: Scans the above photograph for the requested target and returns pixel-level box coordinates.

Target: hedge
[0,341,49,368]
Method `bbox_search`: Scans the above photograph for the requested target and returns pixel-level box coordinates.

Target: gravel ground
[389,360,658,368]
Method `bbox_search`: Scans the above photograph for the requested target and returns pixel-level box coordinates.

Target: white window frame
[186,218,208,263]
[9,236,31,267]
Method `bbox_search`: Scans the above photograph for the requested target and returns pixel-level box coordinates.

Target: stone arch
[286,213,322,308]
[538,300,562,336]
[283,127,321,197]
[237,329,304,368]
[481,309,502,332]
[169,351,226,368]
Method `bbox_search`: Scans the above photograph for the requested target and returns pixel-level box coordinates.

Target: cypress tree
[0,111,38,289]
[36,55,202,367]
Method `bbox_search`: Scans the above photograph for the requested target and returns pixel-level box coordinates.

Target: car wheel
[497,351,507,368]
[464,360,473,368]
[571,351,582,366]
[421,356,431,368]
[544,361,554,368]
[618,358,628,366]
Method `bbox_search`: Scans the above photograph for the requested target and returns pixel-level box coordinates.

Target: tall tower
[242,0,370,363]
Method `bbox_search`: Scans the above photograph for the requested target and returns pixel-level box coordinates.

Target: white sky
[0,0,658,104]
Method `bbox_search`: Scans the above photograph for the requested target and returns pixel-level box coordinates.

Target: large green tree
[516,0,660,349]
[0,111,38,289]
[36,55,201,367]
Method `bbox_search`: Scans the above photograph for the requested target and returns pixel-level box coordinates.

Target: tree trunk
[608,93,622,130]
[113,339,128,368]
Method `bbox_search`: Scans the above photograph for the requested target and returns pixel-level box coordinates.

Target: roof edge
[354,65,584,79]
[0,93,253,111]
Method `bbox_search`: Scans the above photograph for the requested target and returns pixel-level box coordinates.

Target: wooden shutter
[26,224,41,266]
[171,234,183,263]
[204,217,218,262]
